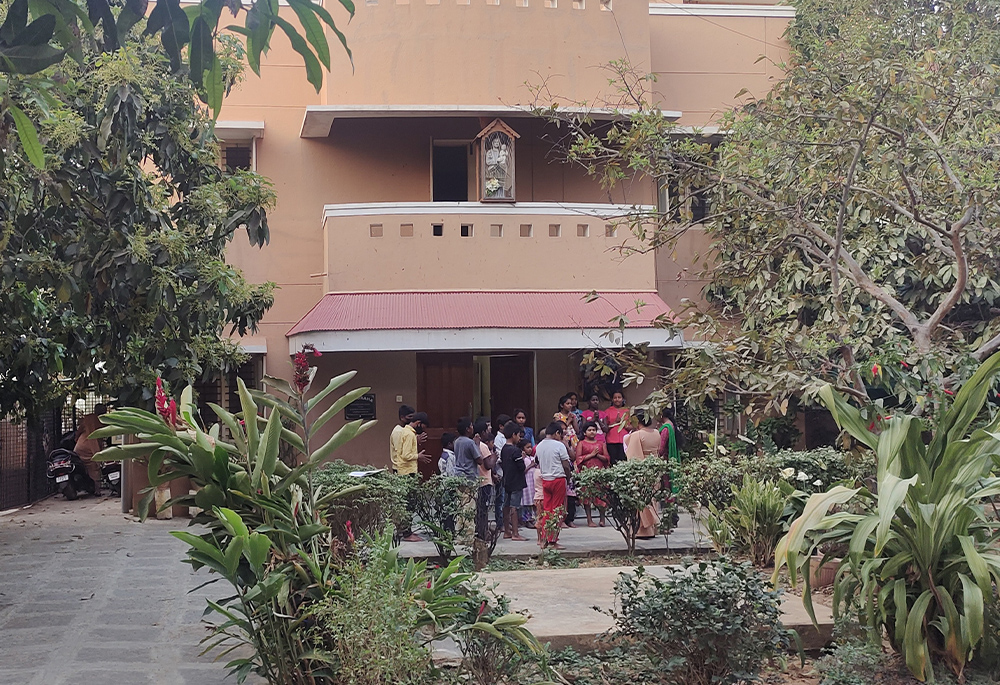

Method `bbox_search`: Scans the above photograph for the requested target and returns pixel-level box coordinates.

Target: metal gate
[0,407,63,511]
[0,397,110,511]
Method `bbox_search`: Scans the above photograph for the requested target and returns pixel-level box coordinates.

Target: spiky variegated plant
[774,352,1000,682]
[90,369,375,683]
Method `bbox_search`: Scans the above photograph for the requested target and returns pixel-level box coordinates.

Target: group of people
[388,391,680,550]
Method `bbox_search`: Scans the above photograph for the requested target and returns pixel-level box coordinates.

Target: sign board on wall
[344,393,376,421]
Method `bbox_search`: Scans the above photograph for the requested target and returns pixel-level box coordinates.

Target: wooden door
[416,353,474,479]
[489,354,533,428]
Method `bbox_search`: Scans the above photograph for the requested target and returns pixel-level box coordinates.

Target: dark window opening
[432,224,444,237]
[461,224,473,237]
[433,145,468,201]
[223,144,253,171]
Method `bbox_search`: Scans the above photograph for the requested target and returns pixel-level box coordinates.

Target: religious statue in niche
[476,119,520,202]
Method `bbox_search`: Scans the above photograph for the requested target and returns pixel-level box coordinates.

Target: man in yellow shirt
[389,405,415,471]
[392,410,429,543]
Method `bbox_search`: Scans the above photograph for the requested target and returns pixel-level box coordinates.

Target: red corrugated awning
[285,291,682,353]
[287,291,677,335]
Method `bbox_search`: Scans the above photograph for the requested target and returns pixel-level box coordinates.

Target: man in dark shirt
[500,422,528,541]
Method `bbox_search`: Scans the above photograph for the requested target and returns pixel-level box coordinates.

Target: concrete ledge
[484,566,834,654]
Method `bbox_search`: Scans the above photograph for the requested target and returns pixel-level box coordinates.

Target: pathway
[0,497,260,685]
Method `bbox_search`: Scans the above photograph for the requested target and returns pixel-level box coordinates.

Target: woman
[553,395,579,448]
[575,421,609,527]
[579,394,608,443]
[625,410,662,538]
[658,408,681,494]
[604,391,629,465]
[500,438,529,541]
[513,408,535,446]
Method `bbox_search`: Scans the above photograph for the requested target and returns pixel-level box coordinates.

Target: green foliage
[540,0,1000,415]
[576,458,672,555]
[543,647,664,685]
[707,476,787,567]
[815,636,883,685]
[0,35,275,419]
[92,364,546,684]
[407,474,478,564]
[0,0,353,113]
[606,559,790,685]
[679,447,872,512]
[775,352,1000,682]
[312,461,412,543]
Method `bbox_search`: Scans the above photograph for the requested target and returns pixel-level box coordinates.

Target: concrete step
[481,565,834,652]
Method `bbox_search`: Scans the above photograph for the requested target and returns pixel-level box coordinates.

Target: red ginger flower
[345,520,355,544]
[293,344,318,393]
[155,378,179,428]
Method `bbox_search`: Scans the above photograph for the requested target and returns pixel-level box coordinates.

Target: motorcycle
[46,443,121,501]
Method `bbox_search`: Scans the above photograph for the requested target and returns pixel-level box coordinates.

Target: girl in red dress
[575,422,609,527]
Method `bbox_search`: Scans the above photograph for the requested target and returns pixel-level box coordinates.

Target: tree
[0,0,353,116]
[537,0,1000,415]
[0,34,275,418]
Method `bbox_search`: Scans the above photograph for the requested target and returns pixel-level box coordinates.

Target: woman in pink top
[579,393,608,443]
[604,390,629,465]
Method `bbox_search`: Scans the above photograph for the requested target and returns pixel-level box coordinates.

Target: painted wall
[323,205,656,292]
[649,11,792,126]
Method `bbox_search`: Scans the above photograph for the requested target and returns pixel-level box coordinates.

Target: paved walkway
[0,497,259,685]
[400,509,711,558]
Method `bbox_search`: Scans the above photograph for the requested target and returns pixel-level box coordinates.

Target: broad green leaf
[305,370,357,412]
[204,54,223,118]
[286,0,329,69]
[9,105,44,168]
[272,16,322,92]
[874,473,915,554]
[309,385,371,437]
[818,385,878,451]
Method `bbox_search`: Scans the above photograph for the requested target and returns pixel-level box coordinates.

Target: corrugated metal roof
[286,291,677,336]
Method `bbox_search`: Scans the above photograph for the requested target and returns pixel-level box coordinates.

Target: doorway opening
[432,144,469,201]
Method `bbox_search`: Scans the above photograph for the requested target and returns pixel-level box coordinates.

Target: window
[432,224,444,237]
[605,224,617,238]
[369,223,383,237]
[516,0,528,5]
[476,119,519,202]
[548,224,561,237]
[544,0,556,6]
[461,224,474,237]
[600,0,611,8]
[659,178,710,224]
[520,224,533,237]
[221,143,252,171]
[433,144,469,202]
[577,224,589,237]
[400,223,414,237]
[572,0,584,7]
[490,224,503,237]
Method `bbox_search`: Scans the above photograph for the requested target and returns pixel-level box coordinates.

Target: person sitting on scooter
[74,405,107,495]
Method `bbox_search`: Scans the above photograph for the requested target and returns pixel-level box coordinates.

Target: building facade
[215,0,792,464]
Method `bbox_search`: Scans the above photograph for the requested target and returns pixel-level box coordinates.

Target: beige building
[214,0,792,466]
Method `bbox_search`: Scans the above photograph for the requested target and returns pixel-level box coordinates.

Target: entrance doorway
[432,144,470,202]
[416,352,535,477]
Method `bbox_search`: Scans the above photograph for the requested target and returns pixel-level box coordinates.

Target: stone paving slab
[482,565,834,652]
[400,509,711,559]
[0,497,261,685]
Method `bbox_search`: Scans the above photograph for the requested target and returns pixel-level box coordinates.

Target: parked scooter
[45,436,121,500]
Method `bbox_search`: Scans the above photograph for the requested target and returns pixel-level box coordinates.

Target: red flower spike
[477,601,487,619]
[901,361,910,369]
[868,421,876,431]
[345,520,355,544]
[944,389,955,396]
[871,362,881,377]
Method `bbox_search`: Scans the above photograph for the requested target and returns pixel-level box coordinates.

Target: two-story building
[212,0,793,464]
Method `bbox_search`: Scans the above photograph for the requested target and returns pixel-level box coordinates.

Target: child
[532,459,545,546]
[501,437,529,541]
[439,432,456,476]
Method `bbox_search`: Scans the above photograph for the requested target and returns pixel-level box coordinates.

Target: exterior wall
[306,351,418,466]
[654,225,714,311]
[323,204,656,292]
[317,1,651,109]
[212,2,795,415]
[649,9,792,126]
[534,349,583,432]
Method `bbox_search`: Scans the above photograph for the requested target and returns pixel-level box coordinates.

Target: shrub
[775,353,1000,683]
[773,446,873,495]
[678,453,779,510]
[313,461,412,542]
[606,559,790,685]
[576,458,672,555]
[92,362,543,684]
[815,637,883,685]
[708,476,787,567]
[408,474,478,564]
